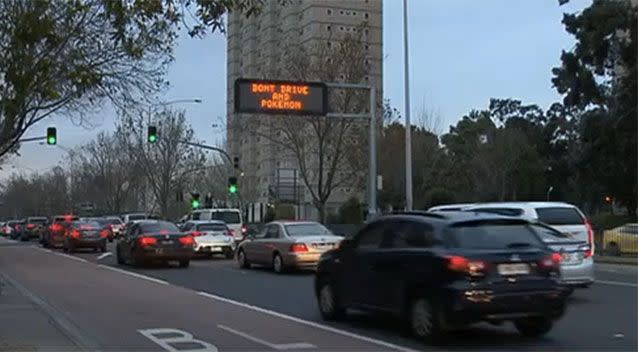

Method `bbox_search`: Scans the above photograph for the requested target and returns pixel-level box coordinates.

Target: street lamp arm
[178,140,232,165]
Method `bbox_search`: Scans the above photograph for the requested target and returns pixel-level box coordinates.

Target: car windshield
[197,223,227,232]
[210,211,240,224]
[284,223,333,237]
[468,208,524,217]
[448,222,545,249]
[140,222,180,234]
[535,207,584,225]
[73,221,101,229]
[127,214,147,221]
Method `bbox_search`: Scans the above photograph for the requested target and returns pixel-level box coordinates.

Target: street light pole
[403,0,413,211]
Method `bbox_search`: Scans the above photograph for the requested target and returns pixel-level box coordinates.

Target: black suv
[315,211,569,342]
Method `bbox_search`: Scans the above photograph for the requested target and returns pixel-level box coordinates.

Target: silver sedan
[236,221,343,273]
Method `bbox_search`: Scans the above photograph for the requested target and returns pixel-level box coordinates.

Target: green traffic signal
[229,185,237,194]
[191,199,200,209]
[228,176,238,194]
[46,127,57,145]
[147,126,157,143]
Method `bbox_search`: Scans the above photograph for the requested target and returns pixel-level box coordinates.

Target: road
[1,237,637,351]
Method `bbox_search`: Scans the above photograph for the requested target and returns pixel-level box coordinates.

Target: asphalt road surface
[1,238,637,351]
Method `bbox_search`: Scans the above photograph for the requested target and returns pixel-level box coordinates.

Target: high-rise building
[227,0,382,222]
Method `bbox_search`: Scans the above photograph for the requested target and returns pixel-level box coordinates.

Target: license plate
[161,240,173,245]
[211,246,222,252]
[497,263,530,276]
[561,252,581,264]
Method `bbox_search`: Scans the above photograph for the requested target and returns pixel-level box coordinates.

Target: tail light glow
[27,223,35,229]
[290,243,308,252]
[70,230,80,239]
[584,219,594,256]
[241,225,247,233]
[99,230,109,238]
[178,236,195,246]
[446,255,487,277]
[539,252,561,269]
[138,236,157,246]
[190,231,202,237]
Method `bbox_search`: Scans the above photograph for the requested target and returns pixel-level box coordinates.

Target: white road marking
[218,324,315,350]
[198,292,417,352]
[97,252,112,260]
[596,280,638,288]
[97,264,168,285]
[32,246,53,254]
[53,252,88,263]
[138,328,218,352]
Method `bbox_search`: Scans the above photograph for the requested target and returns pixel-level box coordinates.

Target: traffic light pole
[18,136,47,143]
[178,140,233,166]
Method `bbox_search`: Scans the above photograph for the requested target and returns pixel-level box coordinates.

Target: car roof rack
[389,210,446,219]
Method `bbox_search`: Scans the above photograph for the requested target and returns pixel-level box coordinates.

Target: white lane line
[198,292,417,352]
[97,252,113,260]
[218,324,315,350]
[597,280,638,288]
[32,246,53,254]
[97,264,168,285]
[53,252,88,263]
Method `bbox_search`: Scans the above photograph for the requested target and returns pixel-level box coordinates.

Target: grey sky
[1,0,590,179]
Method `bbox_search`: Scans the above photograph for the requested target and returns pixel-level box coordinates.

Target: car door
[242,226,268,264]
[340,221,386,309]
[119,224,138,260]
[373,220,438,313]
[255,224,281,265]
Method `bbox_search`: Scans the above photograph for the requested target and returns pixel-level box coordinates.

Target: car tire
[116,246,125,265]
[317,279,346,321]
[179,260,190,268]
[237,249,251,269]
[409,298,444,343]
[272,253,285,274]
[514,317,553,337]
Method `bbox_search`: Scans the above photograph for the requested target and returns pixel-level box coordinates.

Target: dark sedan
[116,220,195,268]
[43,215,79,248]
[315,211,570,343]
[63,220,108,253]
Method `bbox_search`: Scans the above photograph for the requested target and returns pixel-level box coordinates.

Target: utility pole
[403,0,413,211]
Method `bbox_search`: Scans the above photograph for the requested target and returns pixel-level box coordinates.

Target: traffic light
[190,193,200,209]
[233,156,239,169]
[46,127,57,145]
[147,125,158,143]
[228,176,238,194]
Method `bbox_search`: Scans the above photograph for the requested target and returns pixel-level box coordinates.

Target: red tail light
[539,252,561,269]
[241,225,247,233]
[138,236,157,246]
[70,230,80,239]
[290,243,308,252]
[584,219,594,256]
[190,231,202,237]
[446,255,487,276]
[225,230,233,237]
[99,230,109,238]
[178,236,194,246]
[27,223,35,229]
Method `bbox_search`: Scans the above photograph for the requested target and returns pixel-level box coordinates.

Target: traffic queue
[0,201,599,343]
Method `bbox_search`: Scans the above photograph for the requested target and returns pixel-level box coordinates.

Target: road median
[594,255,638,265]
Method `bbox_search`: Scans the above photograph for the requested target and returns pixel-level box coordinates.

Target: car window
[210,211,241,224]
[448,222,545,249]
[284,223,332,237]
[127,214,147,221]
[182,223,193,231]
[535,207,584,225]
[386,221,439,248]
[191,212,202,220]
[253,227,267,239]
[355,223,385,249]
[265,225,280,239]
[469,208,524,217]
[197,223,228,232]
[139,222,180,234]
[73,221,101,229]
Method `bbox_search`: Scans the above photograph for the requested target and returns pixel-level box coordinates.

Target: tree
[552,0,637,213]
[0,0,269,160]
[118,109,206,219]
[247,33,369,222]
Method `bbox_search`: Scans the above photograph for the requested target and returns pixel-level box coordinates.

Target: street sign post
[234,79,328,115]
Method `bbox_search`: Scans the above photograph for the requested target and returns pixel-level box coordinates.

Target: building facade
[227,0,382,222]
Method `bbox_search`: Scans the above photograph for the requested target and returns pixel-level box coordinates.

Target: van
[190,208,245,241]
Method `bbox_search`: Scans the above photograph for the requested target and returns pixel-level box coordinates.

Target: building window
[365,44,370,51]
[353,12,357,16]
[365,29,369,35]
[327,9,332,15]
[326,25,331,31]
[340,26,344,31]
[365,13,369,19]
[340,10,344,15]
[327,41,331,48]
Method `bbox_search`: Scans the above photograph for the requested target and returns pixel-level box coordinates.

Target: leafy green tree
[0,0,267,159]
[552,0,637,213]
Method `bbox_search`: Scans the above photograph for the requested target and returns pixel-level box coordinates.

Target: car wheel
[317,279,346,321]
[607,243,620,256]
[179,260,190,268]
[116,246,125,265]
[514,317,553,337]
[410,298,443,342]
[237,249,251,269]
[272,253,285,274]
